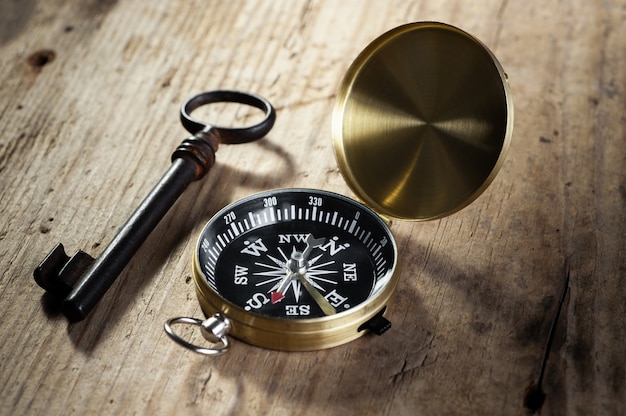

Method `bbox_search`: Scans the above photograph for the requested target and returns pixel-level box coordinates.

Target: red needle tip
[271,291,285,304]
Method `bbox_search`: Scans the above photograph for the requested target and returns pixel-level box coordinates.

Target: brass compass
[165,22,513,354]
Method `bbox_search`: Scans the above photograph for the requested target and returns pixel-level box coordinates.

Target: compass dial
[193,189,399,351]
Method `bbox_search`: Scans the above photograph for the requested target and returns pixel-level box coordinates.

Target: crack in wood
[524,263,570,413]
[272,94,335,112]
[390,333,437,383]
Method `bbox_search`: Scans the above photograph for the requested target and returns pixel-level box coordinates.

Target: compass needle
[271,292,286,304]
[300,275,337,316]
[271,271,295,303]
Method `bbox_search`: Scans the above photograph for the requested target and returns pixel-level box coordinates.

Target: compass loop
[164,315,231,355]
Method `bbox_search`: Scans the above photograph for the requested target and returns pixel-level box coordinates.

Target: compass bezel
[192,188,400,351]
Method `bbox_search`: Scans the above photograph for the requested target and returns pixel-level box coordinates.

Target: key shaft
[62,136,211,321]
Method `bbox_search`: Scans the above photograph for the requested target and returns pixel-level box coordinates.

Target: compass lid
[332,22,513,221]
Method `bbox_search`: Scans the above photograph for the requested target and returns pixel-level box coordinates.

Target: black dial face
[196,189,396,320]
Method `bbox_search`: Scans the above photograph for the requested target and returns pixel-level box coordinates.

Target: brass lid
[332,22,513,220]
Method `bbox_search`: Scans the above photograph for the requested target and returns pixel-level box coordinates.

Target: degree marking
[248,212,256,227]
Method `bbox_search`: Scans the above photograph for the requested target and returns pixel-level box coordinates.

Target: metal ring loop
[180,90,276,144]
[164,317,230,356]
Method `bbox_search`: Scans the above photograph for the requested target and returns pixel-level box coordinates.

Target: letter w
[241,238,268,256]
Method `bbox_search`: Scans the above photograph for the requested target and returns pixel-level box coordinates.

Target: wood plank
[0,0,624,414]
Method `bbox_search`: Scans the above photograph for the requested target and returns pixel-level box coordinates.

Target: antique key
[34,90,276,322]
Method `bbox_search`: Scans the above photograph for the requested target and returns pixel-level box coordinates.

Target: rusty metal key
[34,90,276,322]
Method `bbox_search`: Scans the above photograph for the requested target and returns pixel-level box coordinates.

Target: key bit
[34,90,276,322]
[34,243,94,298]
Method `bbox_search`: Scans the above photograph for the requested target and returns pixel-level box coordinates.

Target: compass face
[194,189,397,321]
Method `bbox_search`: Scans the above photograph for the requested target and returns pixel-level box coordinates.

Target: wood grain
[1,0,624,414]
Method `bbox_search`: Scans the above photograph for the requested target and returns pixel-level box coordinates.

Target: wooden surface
[1,0,624,414]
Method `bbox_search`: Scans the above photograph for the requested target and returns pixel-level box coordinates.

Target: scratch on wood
[494,0,510,50]
[77,0,119,20]
[272,94,335,112]
[390,333,437,383]
[391,353,438,384]
[523,263,570,413]
[189,370,213,405]
[299,0,313,29]
[283,0,313,52]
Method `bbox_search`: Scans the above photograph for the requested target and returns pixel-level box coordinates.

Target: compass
[188,188,398,351]
[165,22,513,353]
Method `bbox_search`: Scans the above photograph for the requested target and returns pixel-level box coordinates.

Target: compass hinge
[359,308,391,336]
